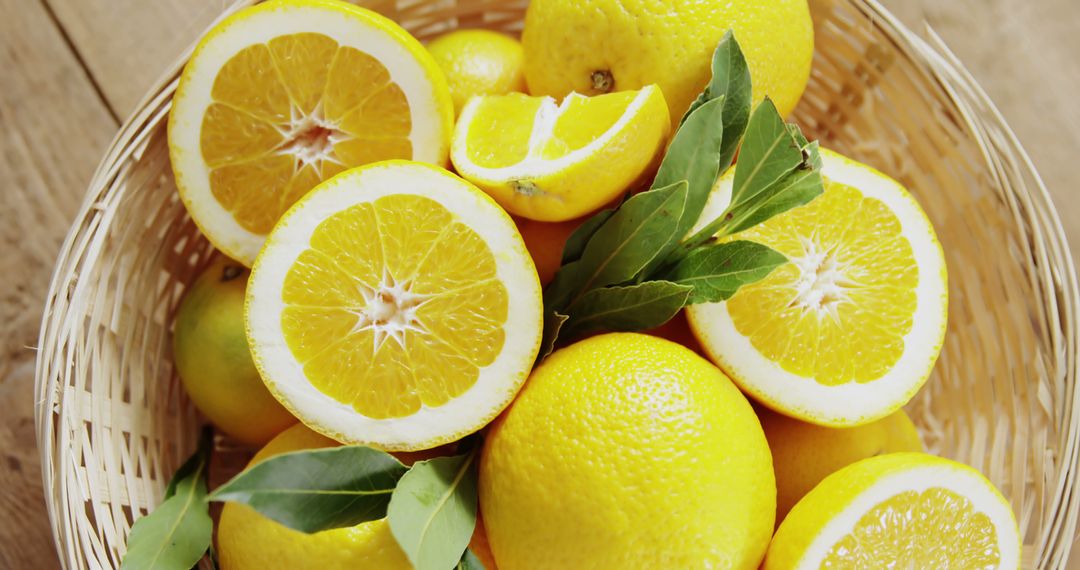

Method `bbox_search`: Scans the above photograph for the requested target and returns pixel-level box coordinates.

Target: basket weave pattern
[34,0,1080,568]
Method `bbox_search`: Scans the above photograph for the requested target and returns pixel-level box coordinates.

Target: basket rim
[31,0,1080,568]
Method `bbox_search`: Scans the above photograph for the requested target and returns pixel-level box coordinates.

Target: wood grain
[44,0,228,117]
[0,0,117,567]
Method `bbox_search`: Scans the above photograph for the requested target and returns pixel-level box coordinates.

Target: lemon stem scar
[590,70,615,93]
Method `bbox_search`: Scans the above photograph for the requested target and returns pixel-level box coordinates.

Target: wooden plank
[44,0,223,117]
[0,0,118,567]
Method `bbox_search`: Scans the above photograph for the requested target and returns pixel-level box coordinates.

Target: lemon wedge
[451,86,670,221]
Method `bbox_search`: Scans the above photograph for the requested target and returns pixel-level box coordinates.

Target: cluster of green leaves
[122,432,484,570]
[541,31,824,356]
[121,31,826,570]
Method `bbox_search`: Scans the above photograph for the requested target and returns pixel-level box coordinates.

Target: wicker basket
[33,0,1080,568]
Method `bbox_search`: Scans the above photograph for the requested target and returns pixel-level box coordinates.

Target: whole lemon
[428,29,526,113]
[217,424,411,570]
[522,0,813,122]
[480,333,775,569]
[173,257,294,445]
[760,407,923,523]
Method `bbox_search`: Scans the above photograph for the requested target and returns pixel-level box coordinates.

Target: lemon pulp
[201,32,413,234]
[724,180,918,386]
[280,194,507,419]
[822,488,1000,568]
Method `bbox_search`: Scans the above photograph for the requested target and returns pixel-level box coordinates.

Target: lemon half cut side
[246,161,542,450]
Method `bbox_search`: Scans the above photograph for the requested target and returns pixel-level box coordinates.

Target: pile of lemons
[165,0,1019,568]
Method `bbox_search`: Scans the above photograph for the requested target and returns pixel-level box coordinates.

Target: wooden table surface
[3,1,1078,568]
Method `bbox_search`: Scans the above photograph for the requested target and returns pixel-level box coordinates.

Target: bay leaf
[388,452,479,570]
[721,141,823,236]
[665,241,787,304]
[566,181,688,307]
[209,446,407,533]
[121,431,212,570]
[561,281,692,339]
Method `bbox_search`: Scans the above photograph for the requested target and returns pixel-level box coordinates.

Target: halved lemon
[687,149,948,427]
[451,86,670,222]
[246,161,542,450]
[169,0,454,266]
[764,453,1020,569]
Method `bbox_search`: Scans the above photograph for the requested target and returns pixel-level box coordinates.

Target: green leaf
[682,31,752,156]
[538,310,569,361]
[561,208,615,265]
[388,451,479,570]
[210,446,407,533]
[561,281,693,339]
[564,181,688,308]
[665,241,787,304]
[722,141,823,236]
[121,431,212,570]
[456,549,487,570]
[728,98,807,214]
[652,97,726,244]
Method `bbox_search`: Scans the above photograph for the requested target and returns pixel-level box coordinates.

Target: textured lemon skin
[763,453,1020,570]
[522,0,813,123]
[217,424,411,570]
[454,87,670,222]
[428,30,526,113]
[515,218,578,285]
[760,407,922,523]
[480,333,775,569]
[173,257,295,445]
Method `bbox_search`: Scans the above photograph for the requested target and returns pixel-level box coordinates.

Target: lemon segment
[764,453,1020,569]
[451,86,670,221]
[687,149,948,426]
[246,161,542,450]
[170,0,454,266]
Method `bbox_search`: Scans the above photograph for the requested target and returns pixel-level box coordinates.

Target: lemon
[451,86,670,221]
[760,407,923,523]
[687,149,948,427]
[515,218,579,285]
[427,30,526,114]
[172,257,295,445]
[217,423,410,569]
[246,161,542,450]
[480,333,775,569]
[169,0,454,266]
[522,0,813,123]
[764,453,1020,569]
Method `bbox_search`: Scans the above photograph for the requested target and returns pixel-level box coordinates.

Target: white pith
[793,465,1020,569]
[450,86,658,181]
[170,1,449,266]
[349,269,431,353]
[246,162,542,449]
[276,102,348,175]
[686,149,948,426]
